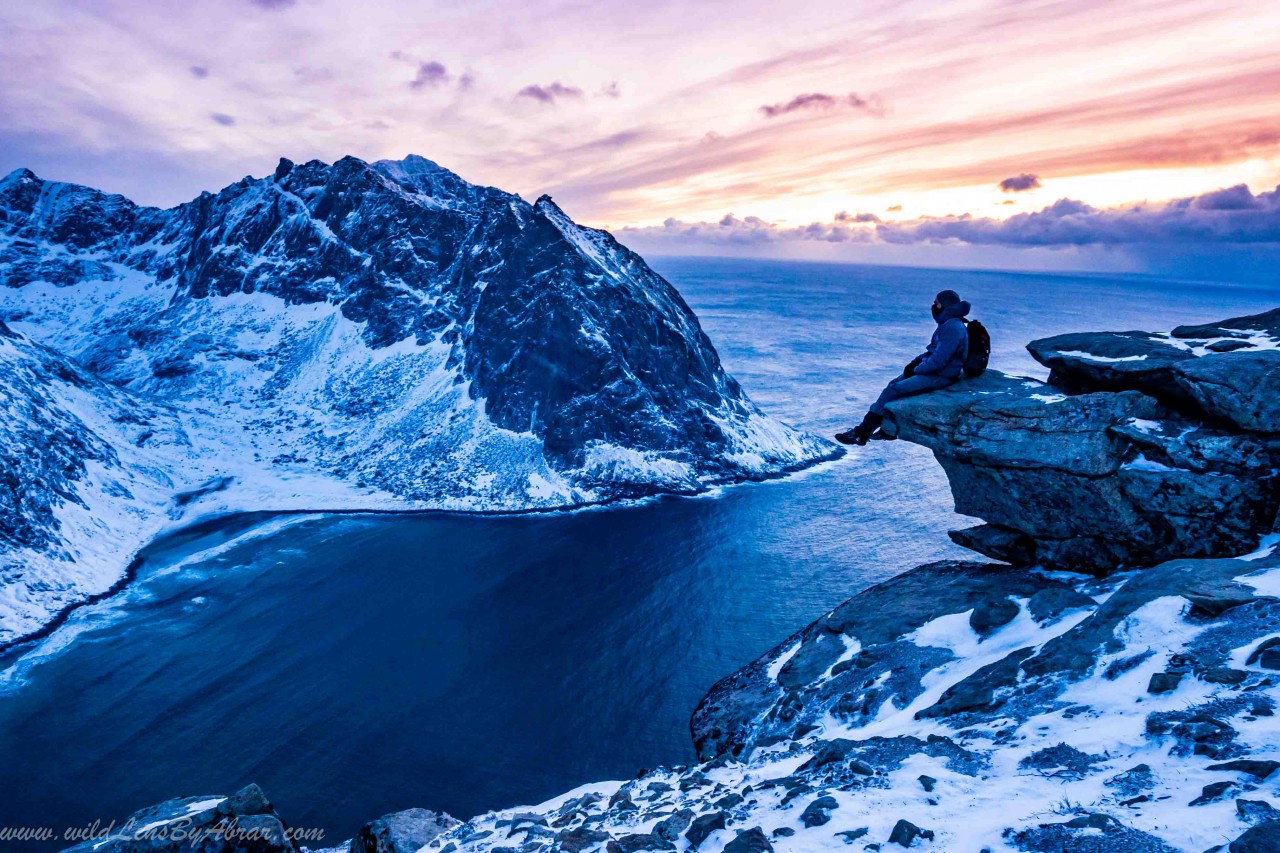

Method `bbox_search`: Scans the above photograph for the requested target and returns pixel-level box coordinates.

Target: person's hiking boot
[835,413,884,446]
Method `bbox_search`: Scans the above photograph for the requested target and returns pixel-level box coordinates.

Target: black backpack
[963,319,990,377]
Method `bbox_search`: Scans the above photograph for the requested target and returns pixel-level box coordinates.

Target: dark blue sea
[1,259,1275,848]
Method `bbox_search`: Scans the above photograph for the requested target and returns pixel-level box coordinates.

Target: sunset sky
[3,0,1279,278]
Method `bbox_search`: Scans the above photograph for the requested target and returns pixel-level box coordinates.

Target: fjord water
[1,259,1275,848]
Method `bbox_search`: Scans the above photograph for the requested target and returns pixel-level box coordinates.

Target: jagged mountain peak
[0,152,833,515]
[0,150,835,643]
[1,166,40,188]
[377,152,455,177]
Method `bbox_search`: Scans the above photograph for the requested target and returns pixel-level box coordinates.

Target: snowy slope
[0,320,184,643]
[0,316,439,645]
[0,157,835,644]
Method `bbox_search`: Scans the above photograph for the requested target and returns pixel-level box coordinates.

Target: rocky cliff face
[879,308,1280,572]
[0,158,831,505]
[681,545,1280,853]
[0,157,833,645]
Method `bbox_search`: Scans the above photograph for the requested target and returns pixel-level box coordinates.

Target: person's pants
[868,373,956,416]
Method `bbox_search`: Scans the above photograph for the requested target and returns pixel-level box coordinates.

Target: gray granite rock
[970,597,1020,636]
[881,369,1280,571]
[351,808,460,853]
[1027,331,1196,405]
[721,827,772,853]
[799,796,839,828]
[1171,307,1280,340]
[949,524,1036,565]
[1174,351,1280,433]
[684,812,727,849]
[1230,819,1280,852]
[60,785,297,853]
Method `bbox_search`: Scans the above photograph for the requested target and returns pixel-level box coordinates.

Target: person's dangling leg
[837,374,954,446]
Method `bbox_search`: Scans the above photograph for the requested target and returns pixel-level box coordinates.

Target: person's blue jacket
[914,300,970,378]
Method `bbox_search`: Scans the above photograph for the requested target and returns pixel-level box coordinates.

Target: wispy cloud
[759,92,883,118]
[3,0,1278,252]
[516,82,585,104]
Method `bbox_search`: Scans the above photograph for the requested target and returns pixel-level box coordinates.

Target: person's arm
[913,320,965,375]
[907,337,937,374]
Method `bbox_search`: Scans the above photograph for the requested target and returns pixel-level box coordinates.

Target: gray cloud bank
[620,184,1280,250]
[410,61,450,89]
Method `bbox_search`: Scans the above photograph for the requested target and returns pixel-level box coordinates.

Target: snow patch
[1056,350,1149,363]
[766,640,802,682]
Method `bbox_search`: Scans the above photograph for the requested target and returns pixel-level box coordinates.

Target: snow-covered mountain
[0,156,835,644]
[0,319,181,641]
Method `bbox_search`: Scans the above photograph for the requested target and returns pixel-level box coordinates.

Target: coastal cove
[2,258,1277,850]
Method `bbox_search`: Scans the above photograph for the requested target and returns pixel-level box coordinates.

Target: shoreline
[0,448,845,660]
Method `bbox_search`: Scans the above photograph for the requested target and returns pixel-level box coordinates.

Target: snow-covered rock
[60,783,298,853]
[1027,309,1280,423]
[0,157,834,645]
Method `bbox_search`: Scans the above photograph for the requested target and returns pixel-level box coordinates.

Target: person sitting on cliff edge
[836,289,972,446]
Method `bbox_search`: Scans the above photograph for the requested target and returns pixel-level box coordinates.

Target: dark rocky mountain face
[0,155,833,644]
[0,157,832,506]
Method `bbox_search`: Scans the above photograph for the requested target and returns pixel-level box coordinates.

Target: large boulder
[1174,351,1280,433]
[350,808,459,853]
[60,784,297,853]
[879,370,1280,571]
[1229,819,1280,853]
[1026,331,1195,405]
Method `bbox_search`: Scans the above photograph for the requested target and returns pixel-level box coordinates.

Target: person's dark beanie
[936,289,961,308]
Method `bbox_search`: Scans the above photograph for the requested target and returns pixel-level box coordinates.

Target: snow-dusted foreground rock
[72,546,1280,853]
[0,157,834,645]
